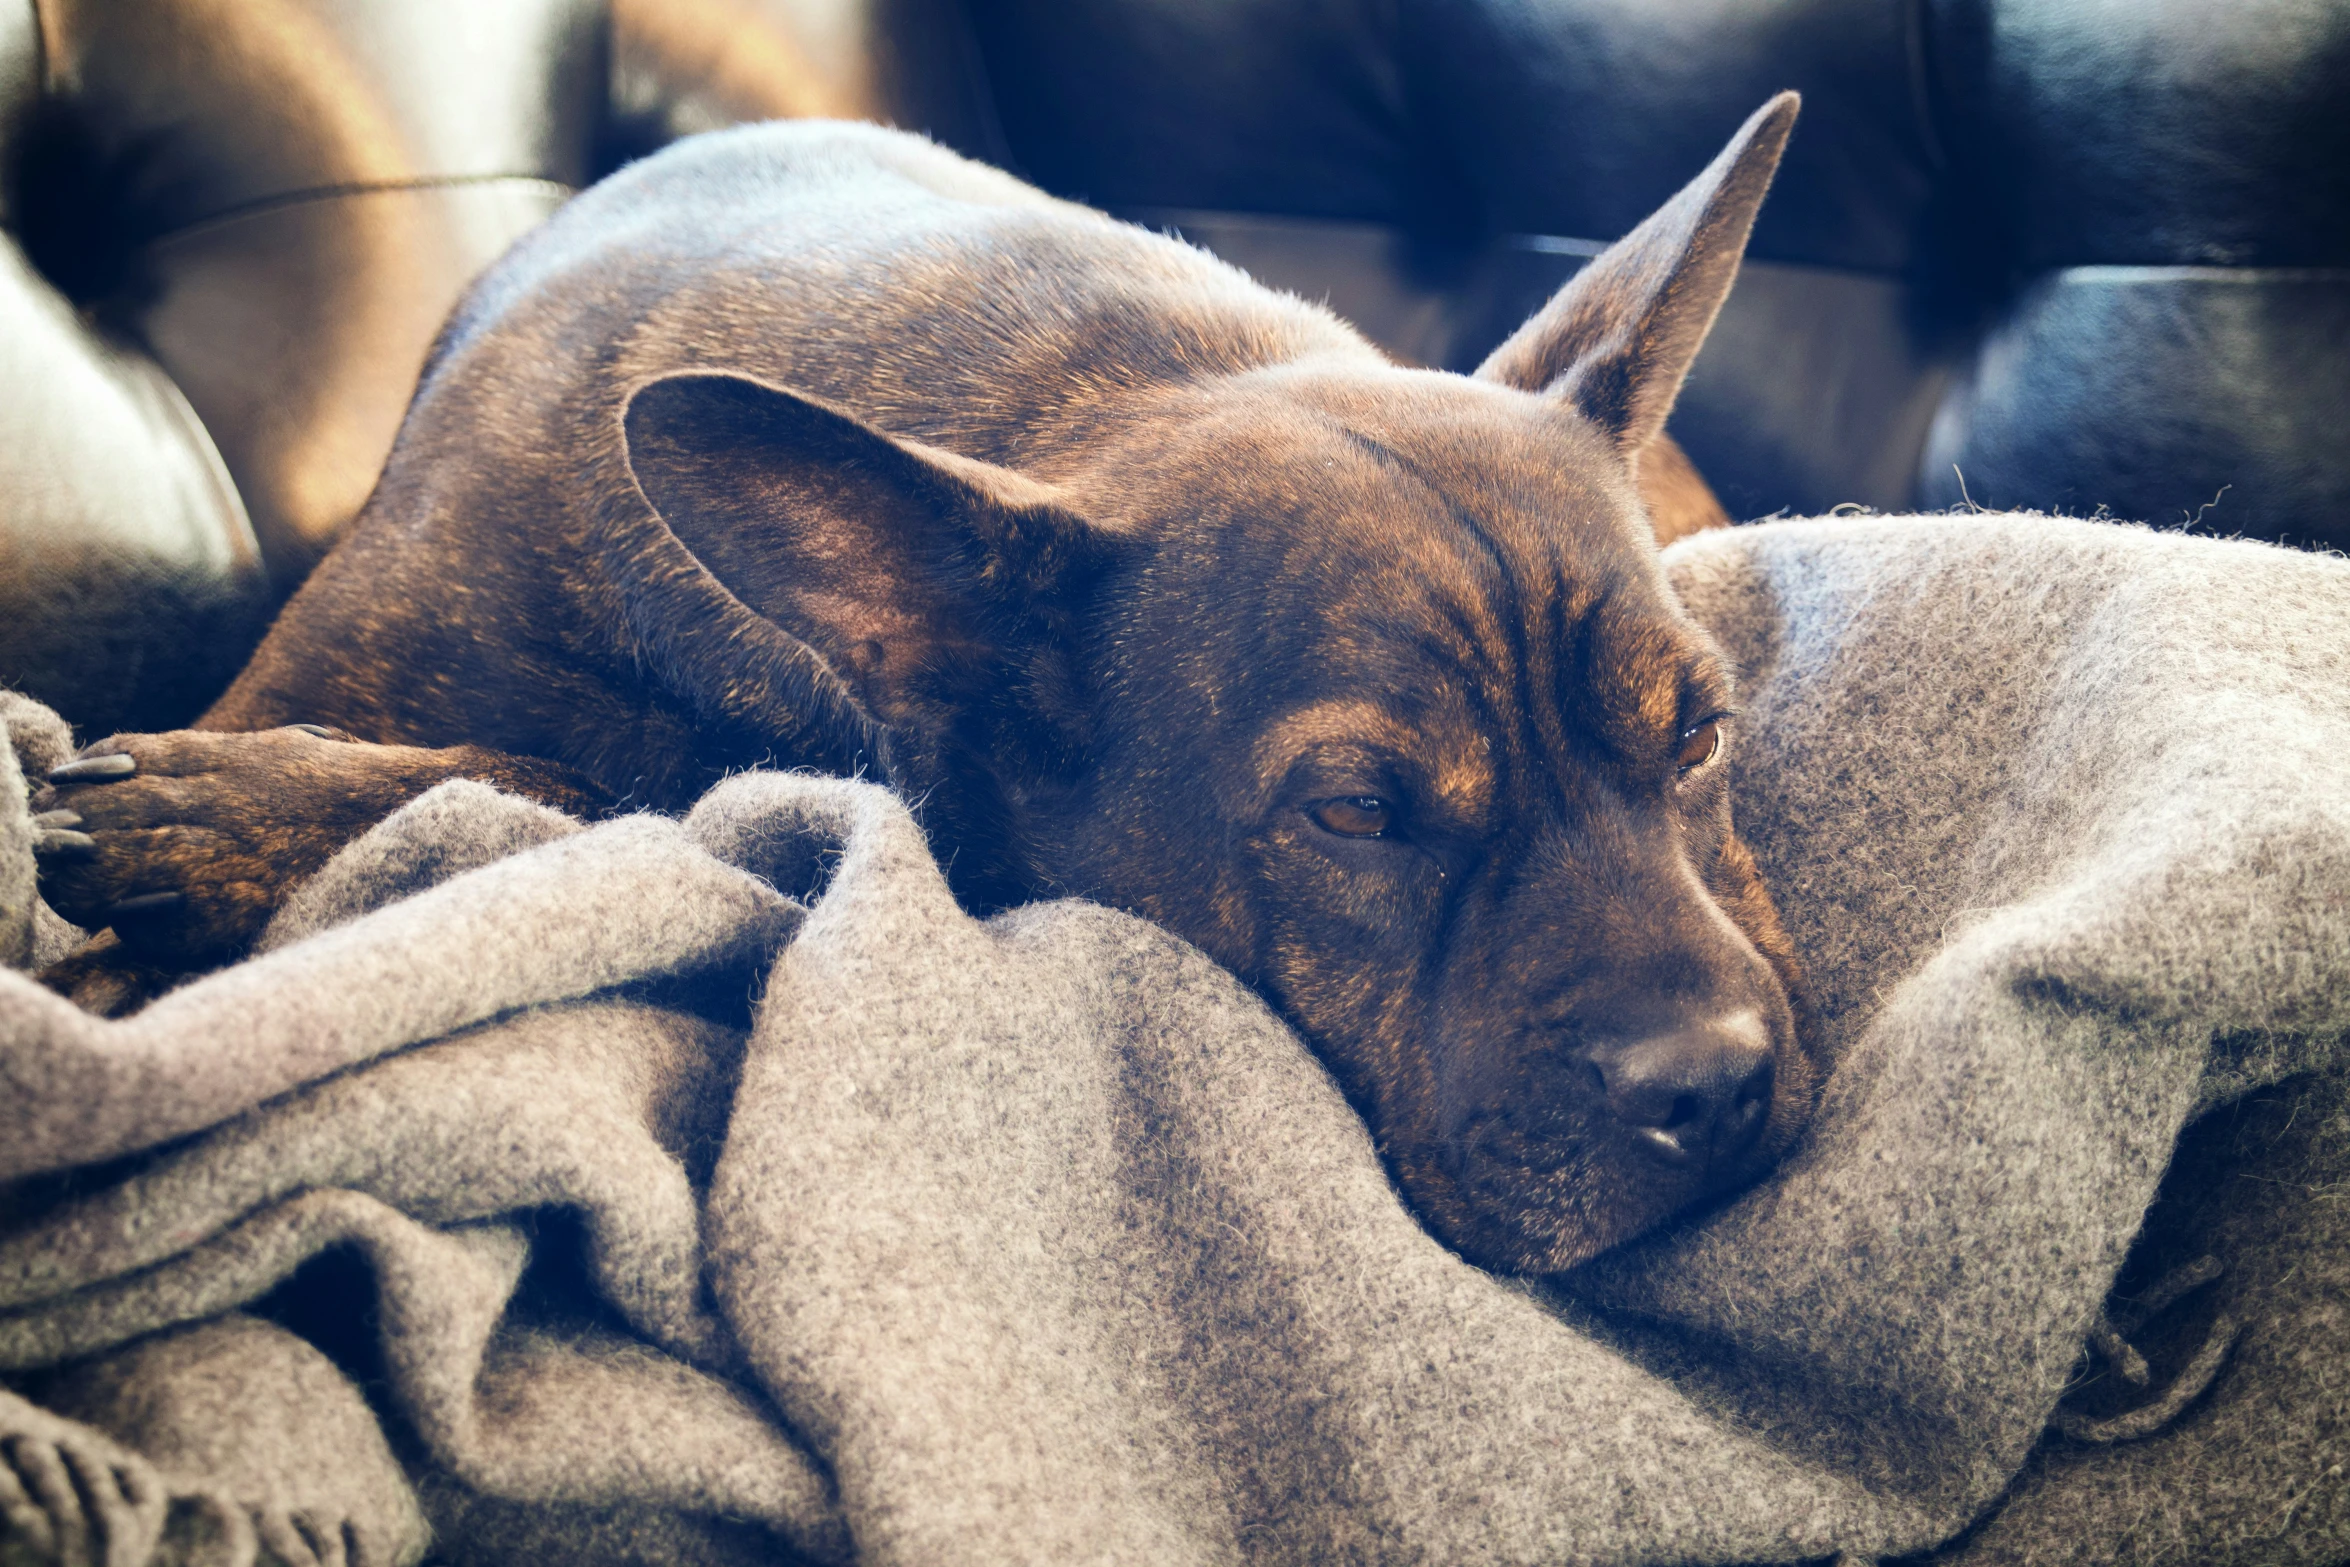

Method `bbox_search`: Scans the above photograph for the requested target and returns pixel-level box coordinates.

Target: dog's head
[621,97,1813,1272]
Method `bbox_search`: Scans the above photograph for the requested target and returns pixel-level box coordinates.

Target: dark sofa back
[2,0,2341,734]
[968,0,2350,539]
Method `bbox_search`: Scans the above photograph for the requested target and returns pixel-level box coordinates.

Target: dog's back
[63,105,1823,1273]
[451,120,1376,455]
[207,122,1372,791]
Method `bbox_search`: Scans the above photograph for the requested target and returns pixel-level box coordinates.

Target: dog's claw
[106,892,185,918]
[33,810,83,830]
[291,724,341,740]
[34,829,98,856]
[49,754,137,782]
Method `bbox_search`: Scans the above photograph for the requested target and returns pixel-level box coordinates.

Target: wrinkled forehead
[1184,377,1708,689]
[1251,541,1727,796]
[1104,370,1733,808]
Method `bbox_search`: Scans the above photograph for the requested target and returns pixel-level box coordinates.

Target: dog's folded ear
[1476,92,1798,458]
[621,371,1122,796]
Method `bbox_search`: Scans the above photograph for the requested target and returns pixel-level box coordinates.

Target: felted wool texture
[1566,516,2350,1532]
[0,1381,172,1567]
[0,513,2344,1567]
[1936,1070,2350,1566]
[703,776,1917,1567]
[255,776,585,954]
[30,1312,429,1567]
[0,1003,737,1370]
[2,780,846,1565]
[0,783,803,1181]
[414,1478,817,1567]
[1,689,78,972]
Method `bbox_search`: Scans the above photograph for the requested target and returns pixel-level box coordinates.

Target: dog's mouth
[1396,1054,1807,1275]
[1405,1124,1705,1275]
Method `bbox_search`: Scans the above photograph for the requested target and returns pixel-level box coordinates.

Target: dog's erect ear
[622,372,1120,783]
[1475,93,1798,455]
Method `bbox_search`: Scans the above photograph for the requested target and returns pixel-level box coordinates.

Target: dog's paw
[31,726,392,968]
[34,932,188,1018]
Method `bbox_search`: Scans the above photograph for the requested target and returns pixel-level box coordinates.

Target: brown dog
[35,97,1812,1274]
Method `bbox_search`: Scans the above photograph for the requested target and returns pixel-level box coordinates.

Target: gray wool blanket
[3,514,2348,1567]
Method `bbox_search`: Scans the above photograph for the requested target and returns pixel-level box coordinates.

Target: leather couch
[3,0,2343,738]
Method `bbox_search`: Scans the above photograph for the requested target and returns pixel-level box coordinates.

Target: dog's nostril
[1595,1017,1775,1170]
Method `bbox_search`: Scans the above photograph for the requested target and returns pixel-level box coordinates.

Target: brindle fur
[37,99,1813,1272]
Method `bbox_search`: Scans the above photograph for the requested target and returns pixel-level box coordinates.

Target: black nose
[1593,1013,1775,1168]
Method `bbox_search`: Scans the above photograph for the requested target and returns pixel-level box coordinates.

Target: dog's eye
[1675,720,1723,773]
[1310,796,1393,838]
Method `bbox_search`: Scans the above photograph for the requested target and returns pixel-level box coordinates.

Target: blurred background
[2,0,2345,737]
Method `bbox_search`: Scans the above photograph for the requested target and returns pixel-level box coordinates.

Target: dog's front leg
[29,726,610,1007]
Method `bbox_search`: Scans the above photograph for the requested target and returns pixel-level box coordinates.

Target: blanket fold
[2,515,2345,1566]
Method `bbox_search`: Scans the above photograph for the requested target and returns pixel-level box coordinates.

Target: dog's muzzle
[1424,999,1796,1272]
[1582,1009,1775,1169]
